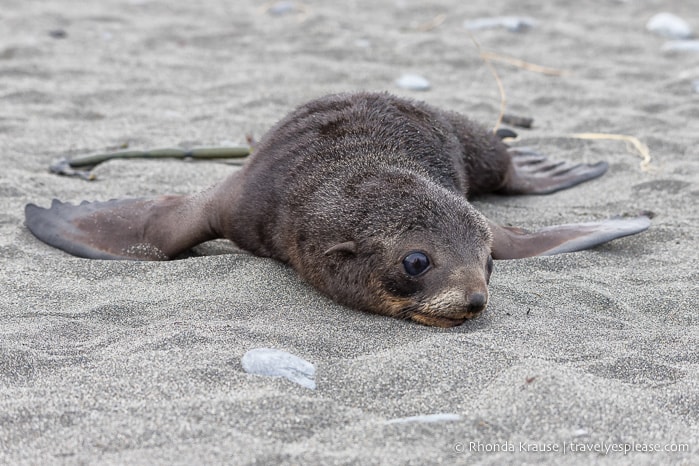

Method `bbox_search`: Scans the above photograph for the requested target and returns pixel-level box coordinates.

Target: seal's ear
[25,195,217,260]
[324,241,357,256]
[487,215,651,260]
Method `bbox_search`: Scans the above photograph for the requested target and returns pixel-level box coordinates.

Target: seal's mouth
[375,290,486,327]
[410,311,479,328]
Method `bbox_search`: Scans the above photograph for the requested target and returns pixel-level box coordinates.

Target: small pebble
[661,40,699,53]
[48,29,67,39]
[268,1,296,16]
[395,74,431,91]
[646,12,693,40]
[385,413,462,424]
[463,16,537,33]
[241,348,316,389]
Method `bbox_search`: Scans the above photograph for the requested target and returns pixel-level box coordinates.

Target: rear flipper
[500,147,609,195]
[25,195,217,260]
[488,215,651,260]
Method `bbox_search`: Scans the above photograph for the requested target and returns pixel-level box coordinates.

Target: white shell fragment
[463,16,537,33]
[385,413,462,424]
[241,348,316,389]
[267,1,296,16]
[661,40,699,53]
[395,74,431,91]
[646,12,693,40]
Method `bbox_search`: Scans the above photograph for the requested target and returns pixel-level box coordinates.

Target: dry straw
[570,133,653,172]
[469,33,652,171]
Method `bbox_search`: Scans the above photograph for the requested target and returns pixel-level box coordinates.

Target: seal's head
[368,223,494,327]
[294,168,494,327]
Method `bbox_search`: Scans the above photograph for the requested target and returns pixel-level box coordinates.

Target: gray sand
[1,1,697,464]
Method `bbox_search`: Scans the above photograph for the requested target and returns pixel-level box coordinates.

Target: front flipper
[488,215,651,260]
[25,195,217,260]
[500,147,608,195]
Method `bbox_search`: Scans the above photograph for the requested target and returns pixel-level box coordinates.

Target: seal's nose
[466,292,487,313]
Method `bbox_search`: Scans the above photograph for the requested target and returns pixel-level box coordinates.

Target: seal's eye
[402,251,431,276]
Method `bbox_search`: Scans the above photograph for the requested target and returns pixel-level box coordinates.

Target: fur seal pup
[25,92,650,327]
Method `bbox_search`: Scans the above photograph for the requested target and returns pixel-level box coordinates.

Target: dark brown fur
[25,92,650,327]
[214,93,500,325]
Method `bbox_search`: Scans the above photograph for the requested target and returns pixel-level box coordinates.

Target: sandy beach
[1,0,697,464]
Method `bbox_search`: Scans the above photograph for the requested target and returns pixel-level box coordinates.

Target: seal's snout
[466,292,487,314]
[406,283,490,327]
